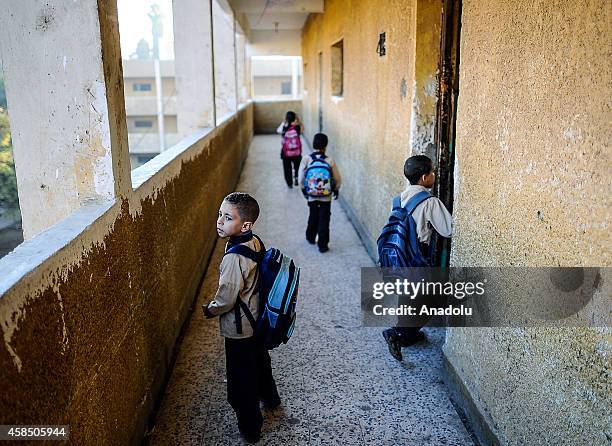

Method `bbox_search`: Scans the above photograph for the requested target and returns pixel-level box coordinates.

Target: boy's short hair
[224,192,260,223]
[404,155,433,185]
[312,133,328,151]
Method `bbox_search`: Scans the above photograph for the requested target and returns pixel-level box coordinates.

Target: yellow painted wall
[445,1,611,444]
[302,0,420,255]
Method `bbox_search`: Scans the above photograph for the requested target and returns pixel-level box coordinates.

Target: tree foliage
[0,107,19,209]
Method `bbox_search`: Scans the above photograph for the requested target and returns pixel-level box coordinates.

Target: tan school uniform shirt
[205,235,261,338]
[399,185,454,244]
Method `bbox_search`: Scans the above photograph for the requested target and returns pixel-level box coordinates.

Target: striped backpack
[225,235,300,349]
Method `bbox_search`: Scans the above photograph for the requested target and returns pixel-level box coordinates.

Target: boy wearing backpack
[203,192,280,443]
[277,111,303,188]
[379,155,453,361]
[298,133,342,253]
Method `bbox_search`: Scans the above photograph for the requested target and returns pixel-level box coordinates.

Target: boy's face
[216,201,252,238]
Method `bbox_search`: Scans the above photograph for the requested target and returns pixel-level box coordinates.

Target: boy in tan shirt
[203,192,279,443]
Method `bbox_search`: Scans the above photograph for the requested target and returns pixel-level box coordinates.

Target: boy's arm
[331,159,342,191]
[297,156,308,188]
[426,198,454,238]
[204,254,244,318]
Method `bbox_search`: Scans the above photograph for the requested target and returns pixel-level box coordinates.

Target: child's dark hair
[312,133,328,151]
[285,111,297,123]
[224,192,260,223]
[404,155,433,185]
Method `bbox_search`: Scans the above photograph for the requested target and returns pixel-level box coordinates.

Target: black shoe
[239,429,261,444]
[398,330,426,347]
[294,177,298,186]
[318,246,329,253]
[306,236,316,245]
[382,329,402,361]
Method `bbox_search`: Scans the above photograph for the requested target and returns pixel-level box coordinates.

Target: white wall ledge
[0,200,116,297]
[131,127,214,190]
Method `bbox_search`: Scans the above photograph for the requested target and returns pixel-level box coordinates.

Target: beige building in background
[122,59,180,169]
[251,57,303,99]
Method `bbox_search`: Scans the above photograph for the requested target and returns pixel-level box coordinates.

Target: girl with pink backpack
[276,111,303,188]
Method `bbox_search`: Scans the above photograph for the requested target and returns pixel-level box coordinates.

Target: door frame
[433,0,462,266]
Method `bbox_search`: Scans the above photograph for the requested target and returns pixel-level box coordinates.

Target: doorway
[433,0,462,267]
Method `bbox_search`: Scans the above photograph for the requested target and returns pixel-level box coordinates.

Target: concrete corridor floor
[147,135,474,446]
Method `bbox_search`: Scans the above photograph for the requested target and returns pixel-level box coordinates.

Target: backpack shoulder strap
[224,244,260,262]
[237,299,257,329]
[392,195,402,210]
[252,234,266,255]
[404,191,433,215]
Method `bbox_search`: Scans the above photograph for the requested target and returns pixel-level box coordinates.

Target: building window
[281,81,291,95]
[331,39,344,96]
[133,83,152,92]
[134,120,153,128]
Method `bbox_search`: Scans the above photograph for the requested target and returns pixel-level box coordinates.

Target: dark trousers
[225,337,279,436]
[306,200,331,249]
[282,156,302,187]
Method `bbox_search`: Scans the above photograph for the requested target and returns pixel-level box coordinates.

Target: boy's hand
[203,304,215,318]
[333,190,339,200]
[301,188,309,199]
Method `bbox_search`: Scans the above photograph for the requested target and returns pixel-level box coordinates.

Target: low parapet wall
[0,103,253,445]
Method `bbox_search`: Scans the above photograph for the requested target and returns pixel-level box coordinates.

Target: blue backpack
[377,191,434,268]
[303,152,334,197]
[225,235,300,349]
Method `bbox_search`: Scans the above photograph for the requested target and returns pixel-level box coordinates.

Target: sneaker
[398,330,426,347]
[306,236,316,245]
[318,246,329,253]
[382,329,402,361]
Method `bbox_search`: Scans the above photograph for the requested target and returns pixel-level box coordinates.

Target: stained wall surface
[301,0,421,257]
[0,105,253,445]
[445,1,611,444]
[254,100,303,134]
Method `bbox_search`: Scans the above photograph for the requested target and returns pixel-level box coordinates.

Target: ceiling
[227,0,324,31]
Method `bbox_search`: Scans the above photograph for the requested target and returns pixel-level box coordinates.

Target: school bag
[303,152,334,197]
[225,235,300,350]
[281,125,302,157]
[377,191,434,268]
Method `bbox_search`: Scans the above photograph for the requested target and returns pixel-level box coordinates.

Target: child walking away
[298,133,342,253]
[277,111,303,188]
[378,155,453,361]
[204,192,300,443]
